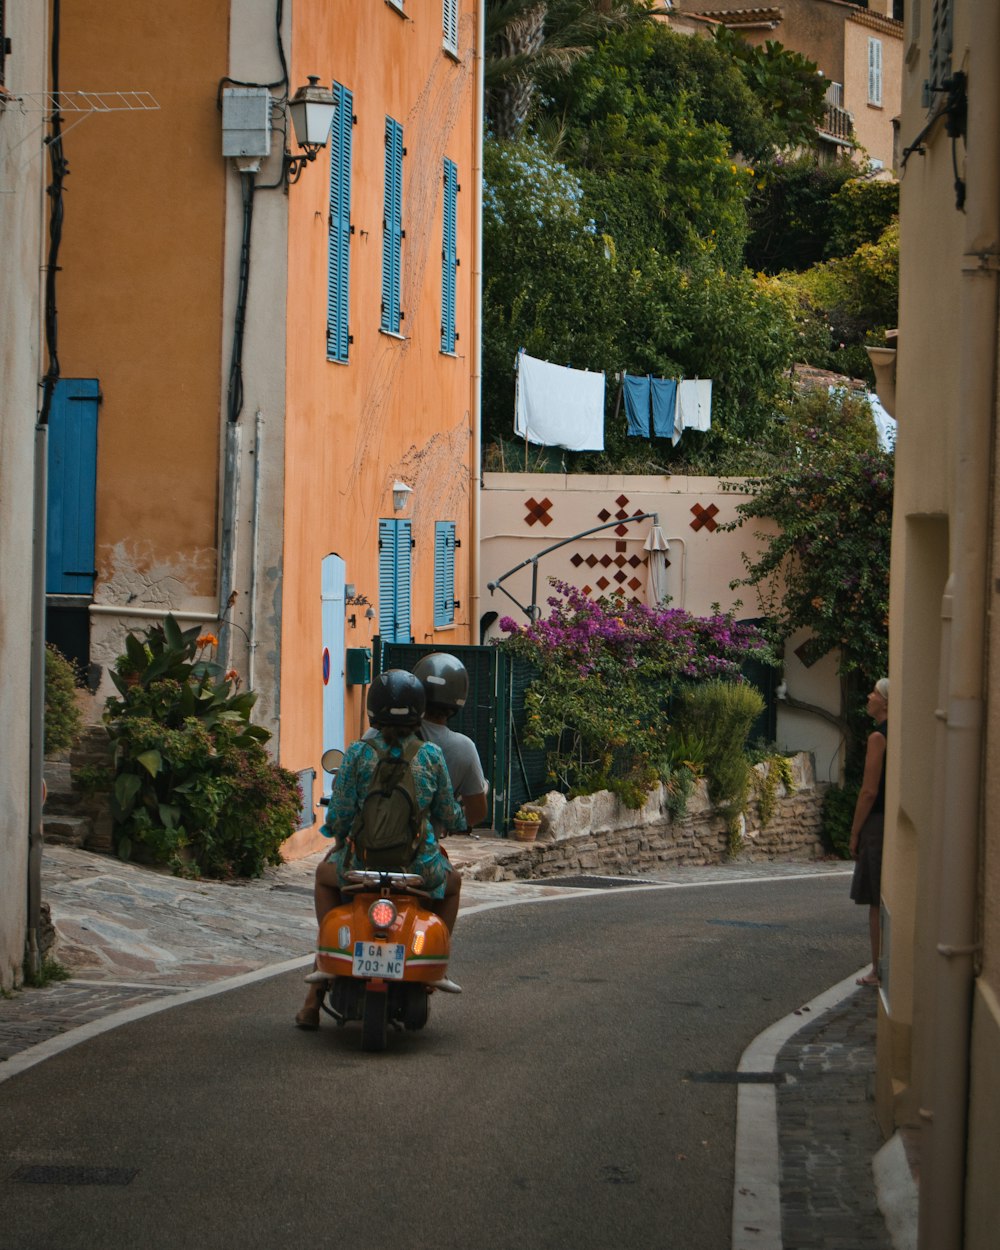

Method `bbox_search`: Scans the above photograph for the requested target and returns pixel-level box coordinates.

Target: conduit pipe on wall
[918,21,1000,1250]
[468,0,485,640]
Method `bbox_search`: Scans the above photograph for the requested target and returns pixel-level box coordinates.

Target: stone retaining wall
[467,753,828,882]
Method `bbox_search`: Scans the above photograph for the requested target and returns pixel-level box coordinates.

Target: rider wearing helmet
[296,670,465,1028]
[412,653,490,832]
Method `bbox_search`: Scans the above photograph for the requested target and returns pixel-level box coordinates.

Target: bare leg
[437,869,462,935]
[299,861,343,1020]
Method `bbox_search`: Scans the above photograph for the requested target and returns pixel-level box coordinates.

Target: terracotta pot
[512,819,539,842]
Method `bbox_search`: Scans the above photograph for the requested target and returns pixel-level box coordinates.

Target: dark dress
[850,722,887,905]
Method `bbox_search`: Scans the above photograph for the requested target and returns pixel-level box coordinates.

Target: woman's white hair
[875,678,889,701]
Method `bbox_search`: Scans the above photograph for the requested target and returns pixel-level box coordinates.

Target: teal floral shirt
[322,730,465,849]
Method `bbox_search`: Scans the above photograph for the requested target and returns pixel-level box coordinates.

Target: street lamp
[284,76,337,183]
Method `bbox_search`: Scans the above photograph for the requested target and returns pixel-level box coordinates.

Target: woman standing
[849,678,889,987]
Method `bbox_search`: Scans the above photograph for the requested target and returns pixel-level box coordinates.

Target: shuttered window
[378,518,412,644]
[929,0,953,94]
[868,38,883,107]
[434,522,457,628]
[46,379,100,595]
[381,116,404,335]
[443,0,459,54]
[327,82,354,364]
[441,158,458,354]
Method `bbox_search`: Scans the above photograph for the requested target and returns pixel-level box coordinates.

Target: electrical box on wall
[345,647,372,686]
[222,87,271,158]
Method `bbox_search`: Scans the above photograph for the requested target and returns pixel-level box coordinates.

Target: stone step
[43,814,93,848]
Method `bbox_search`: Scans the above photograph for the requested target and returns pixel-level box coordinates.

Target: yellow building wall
[57,1,228,625]
[281,2,479,851]
[882,1,1000,1240]
[844,16,903,170]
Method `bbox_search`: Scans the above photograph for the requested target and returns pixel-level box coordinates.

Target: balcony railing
[818,103,854,144]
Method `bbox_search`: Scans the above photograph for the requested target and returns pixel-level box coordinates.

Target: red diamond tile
[596,577,610,590]
[615,524,629,537]
[615,495,630,507]
[628,555,642,568]
[614,555,626,567]
[600,555,612,567]
[597,508,611,522]
[628,577,642,592]
[614,571,626,584]
[586,554,598,568]
[570,553,583,567]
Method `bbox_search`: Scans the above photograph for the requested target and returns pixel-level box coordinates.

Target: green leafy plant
[753,752,796,828]
[23,956,71,988]
[821,783,858,859]
[45,643,84,755]
[672,679,766,842]
[104,616,301,878]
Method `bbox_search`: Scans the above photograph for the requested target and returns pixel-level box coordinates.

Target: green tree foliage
[775,218,899,383]
[723,388,893,756]
[746,159,898,273]
[486,0,641,139]
[711,29,827,153]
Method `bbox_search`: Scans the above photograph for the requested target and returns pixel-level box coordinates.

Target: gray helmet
[412,652,469,716]
[367,669,425,728]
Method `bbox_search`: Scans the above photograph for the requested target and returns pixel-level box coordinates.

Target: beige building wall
[0,2,48,990]
[879,2,1000,1246]
[843,12,903,169]
[480,473,844,775]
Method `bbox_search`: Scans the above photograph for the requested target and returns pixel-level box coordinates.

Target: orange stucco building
[45,0,482,855]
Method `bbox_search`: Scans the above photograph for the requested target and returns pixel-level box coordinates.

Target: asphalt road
[0,873,862,1250]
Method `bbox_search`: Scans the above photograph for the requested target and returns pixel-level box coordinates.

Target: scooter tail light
[369,898,397,930]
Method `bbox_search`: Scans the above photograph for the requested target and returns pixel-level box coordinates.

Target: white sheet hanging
[674,379,712,445]
[514,351,605,451]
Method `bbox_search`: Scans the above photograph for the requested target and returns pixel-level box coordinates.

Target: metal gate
[375,639,548,834]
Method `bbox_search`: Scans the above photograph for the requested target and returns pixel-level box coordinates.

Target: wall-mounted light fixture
[284,76,337,185]
[392,480,413,512]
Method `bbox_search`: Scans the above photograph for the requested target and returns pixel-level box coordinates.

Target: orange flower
[196,633,219,648]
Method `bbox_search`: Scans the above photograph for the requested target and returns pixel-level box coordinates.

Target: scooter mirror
[321,748,345,774]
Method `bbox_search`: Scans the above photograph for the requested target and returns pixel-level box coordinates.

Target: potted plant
[512,807,542,842]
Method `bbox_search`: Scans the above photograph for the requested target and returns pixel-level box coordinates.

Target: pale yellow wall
[280,1,480,849]
[0,0,48,989]
[480,473,843,769]
[883,1,1000,1239]
[57,0,230,680]
[844,16,903,169]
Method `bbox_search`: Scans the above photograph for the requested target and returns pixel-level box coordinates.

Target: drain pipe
[918,26,1000,1250]
[468,0,484,641]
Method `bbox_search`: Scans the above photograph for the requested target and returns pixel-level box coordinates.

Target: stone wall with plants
[467,753,826,882]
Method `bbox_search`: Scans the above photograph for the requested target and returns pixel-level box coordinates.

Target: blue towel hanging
[623,373,652,437]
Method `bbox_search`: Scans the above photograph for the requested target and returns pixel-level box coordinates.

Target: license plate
[352,941,405,980]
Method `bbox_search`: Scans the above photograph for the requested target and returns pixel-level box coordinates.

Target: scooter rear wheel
[361,989,388,1052]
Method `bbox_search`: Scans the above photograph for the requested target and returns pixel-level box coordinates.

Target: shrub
[104,615,301,878]
[45,643,84,755]
[499,582,773,806]
[821,783,858,859]
[671,679,766,836]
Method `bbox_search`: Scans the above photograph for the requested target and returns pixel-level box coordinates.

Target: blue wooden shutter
[443,0,459,52]
[434,521,456,627]
[441,158,458,353]
[46,379,99,594]
[381,116,403,334]
[378,518,412,643]
[327,83,353,363]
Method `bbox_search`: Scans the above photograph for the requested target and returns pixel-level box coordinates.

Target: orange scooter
[308,868,452,1051]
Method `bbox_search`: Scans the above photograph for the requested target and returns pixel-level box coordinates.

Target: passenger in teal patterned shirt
[320,729,465,897]
[295,670,464,1029]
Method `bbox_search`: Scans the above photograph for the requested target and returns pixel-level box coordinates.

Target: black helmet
[367,669,425,728]
[412,652,469,717]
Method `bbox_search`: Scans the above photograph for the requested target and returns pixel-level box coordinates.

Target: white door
[321,553,347,796]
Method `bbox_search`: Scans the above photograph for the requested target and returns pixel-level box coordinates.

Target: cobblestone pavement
[776,987,890,1250]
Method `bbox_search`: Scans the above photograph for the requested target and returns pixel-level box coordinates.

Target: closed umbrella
[644,523,671,606]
